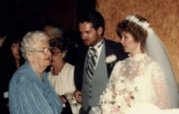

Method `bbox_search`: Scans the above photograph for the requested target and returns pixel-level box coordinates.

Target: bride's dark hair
[116,15,148,52]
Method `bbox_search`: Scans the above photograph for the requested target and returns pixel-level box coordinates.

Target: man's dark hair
[78,10,105,33]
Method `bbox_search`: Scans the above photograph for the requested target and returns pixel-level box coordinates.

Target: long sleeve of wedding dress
[148,61,169,108]
[99,61,122,114]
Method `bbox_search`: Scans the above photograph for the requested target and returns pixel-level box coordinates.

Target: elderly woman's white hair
[21,31,49,60]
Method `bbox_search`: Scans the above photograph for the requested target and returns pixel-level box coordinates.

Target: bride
[99,15,179,114]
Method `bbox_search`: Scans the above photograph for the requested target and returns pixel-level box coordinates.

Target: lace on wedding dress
[149,61,169,108]
[99,54,170,114]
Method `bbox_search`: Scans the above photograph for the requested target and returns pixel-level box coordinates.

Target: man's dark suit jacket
[74,38,128,91]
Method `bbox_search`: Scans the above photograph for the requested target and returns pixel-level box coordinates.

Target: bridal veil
[146,28,179,108]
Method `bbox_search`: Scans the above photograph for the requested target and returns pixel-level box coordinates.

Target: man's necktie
[86,48,97,82]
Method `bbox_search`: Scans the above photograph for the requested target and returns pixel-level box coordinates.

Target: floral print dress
[99,53,170,114]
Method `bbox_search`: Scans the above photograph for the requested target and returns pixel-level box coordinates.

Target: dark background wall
[0,0,95,35]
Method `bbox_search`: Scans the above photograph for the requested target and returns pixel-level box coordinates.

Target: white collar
[90,39,104,50]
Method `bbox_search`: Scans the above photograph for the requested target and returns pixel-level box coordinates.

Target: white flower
[126,15,150,31]
[105,54,117,63]
[102,88,113,101]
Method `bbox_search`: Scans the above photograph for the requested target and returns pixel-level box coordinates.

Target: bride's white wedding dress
[99,53,170,114]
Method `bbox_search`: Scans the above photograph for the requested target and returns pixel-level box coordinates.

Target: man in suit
[74,10,127,114]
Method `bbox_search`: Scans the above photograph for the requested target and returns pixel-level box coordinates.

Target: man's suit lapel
[104,40,117,77]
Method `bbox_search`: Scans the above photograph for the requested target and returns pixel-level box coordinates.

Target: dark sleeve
[105,39,128,61]
[74,46,87,91]
[105,39,128,77]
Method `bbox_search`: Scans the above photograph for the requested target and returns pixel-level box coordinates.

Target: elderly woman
[9,31,63,114]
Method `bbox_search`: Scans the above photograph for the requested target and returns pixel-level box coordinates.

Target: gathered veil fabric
[146,28,179,108]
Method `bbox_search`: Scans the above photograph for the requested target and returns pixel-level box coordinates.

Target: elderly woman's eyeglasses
[28,48,51,54]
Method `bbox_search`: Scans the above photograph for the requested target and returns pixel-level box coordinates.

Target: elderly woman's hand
[59,95,67,104]
[73,90,82,104]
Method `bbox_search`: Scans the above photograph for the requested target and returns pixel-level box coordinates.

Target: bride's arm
[150,62,170,109]
[99,61,122,113]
